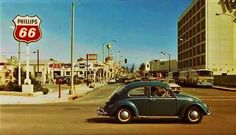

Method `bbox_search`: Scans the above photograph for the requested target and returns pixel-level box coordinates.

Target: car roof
[125,81,169,90]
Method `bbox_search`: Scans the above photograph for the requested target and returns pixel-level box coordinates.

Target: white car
[160,79,181,93]
[108,78,116,84]
[169,82,181,93]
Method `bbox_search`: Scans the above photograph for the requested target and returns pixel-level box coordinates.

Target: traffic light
[125,58,127,63]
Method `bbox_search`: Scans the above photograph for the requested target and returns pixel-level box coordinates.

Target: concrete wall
[150,60,178,72]
[207,0,236,75]
[214,75,236,87]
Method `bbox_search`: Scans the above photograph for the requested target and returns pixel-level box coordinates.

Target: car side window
[150,87,172,98]
[128,87,149,97]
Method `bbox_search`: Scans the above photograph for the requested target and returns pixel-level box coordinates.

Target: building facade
[144,61,150,72]
[0,56,15,85]
[178,0,236,75]
[149,59,178,72]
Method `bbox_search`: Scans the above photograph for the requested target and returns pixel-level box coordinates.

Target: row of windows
[178,19,205,40]
[178,55,205,69]
[178,31,205,52]
[178,43,205,60]
[53,70,94,78]
[178,0,205,27]
[178,6,205,31]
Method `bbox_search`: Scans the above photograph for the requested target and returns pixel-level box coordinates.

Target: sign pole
[24,44,31,85]
[22,43,33,93]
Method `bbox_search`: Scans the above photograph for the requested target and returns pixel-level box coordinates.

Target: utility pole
[37,49,39,76]
[168,54,170,72]
[70,1,75,95]
[86,54,89,86]
[102,44,105,63]
[33,49,39,78]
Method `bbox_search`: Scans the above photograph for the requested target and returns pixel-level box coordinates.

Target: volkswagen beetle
[97,81,211,124]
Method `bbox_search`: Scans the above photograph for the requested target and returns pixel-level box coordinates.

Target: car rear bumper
[97,107,108,116]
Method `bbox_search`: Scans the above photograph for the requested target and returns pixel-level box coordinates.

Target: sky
[0,0,192,66]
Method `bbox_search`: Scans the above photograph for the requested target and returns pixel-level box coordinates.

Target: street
[1,84,236,135]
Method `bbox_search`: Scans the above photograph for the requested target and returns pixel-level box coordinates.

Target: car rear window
[128,87,148,97]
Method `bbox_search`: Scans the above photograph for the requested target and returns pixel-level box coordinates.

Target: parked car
[62,76,71,84]
[56,76,70,84]
[162,79,181,94]
[108,78,116,84]
[124,78,134,84]
[116,78,124,83]
[97,81,210,124]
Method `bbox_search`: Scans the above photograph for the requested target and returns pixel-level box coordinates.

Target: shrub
[33,82,44,92]
[11,83,22,92]
[42,88,49,95]
[0,82,22,92]
[0,85,5,91]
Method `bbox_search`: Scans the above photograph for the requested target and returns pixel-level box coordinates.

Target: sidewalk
[213,86,236,91]
[0,83,105,105]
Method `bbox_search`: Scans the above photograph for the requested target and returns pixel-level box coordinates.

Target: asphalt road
[1,84,236,135]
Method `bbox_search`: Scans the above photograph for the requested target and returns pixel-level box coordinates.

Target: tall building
[178,0,236,75]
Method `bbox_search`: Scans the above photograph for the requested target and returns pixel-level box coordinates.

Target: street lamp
[33,49,39,78]
[102,39,118,63]
[111,51,121,77]
[101,39,118,82]
[161,51,171,72]
[215,13,236,23]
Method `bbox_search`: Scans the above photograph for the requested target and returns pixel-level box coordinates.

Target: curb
[0,83,107,105]
[66,83,106,102]
[213,86,236,91]
[0,97,69,105]
[0,91,43,97]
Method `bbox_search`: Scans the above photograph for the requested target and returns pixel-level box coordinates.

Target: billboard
[86,54,97,60]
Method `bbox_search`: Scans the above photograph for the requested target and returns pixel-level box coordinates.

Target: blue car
[97,81,211,124]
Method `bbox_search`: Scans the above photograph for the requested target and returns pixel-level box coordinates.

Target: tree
[121,66,126,70]
[13,67,26,85]
[139,63,145,72]
[130,64,135,73]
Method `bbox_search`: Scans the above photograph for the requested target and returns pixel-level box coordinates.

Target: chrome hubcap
[189,110,199,120]
[120,110,129,120]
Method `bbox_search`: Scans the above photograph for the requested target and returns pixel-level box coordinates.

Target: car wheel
[185,106,203,124]
[116,108,133,123]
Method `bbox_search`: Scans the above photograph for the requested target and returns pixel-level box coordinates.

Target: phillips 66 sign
[13,15,42,44]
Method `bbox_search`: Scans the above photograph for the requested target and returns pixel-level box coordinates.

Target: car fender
[110,100,139,117]
[178,102,208,118]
